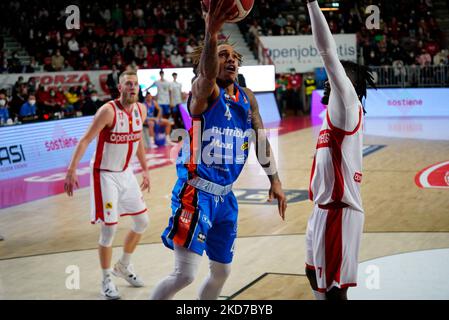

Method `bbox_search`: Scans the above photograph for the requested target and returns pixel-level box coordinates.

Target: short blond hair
[119,70,138,83]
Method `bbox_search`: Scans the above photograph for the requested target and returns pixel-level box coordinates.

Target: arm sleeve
[308,1,358,110]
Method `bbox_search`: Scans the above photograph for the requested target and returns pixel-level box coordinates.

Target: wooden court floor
[0,122,448,299]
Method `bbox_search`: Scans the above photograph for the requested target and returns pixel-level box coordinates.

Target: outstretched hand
[201,0,238,35]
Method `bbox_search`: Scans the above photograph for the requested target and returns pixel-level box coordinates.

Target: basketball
[202,0,255,23]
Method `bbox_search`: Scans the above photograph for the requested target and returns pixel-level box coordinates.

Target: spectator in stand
[44,88,64,116]
[160,51,174,68]
[170,49,183,67]
[64,87,79,115]
[68,36,80,56]
[162,37,174,57]
[304,73,317,113]
[275,74,288,117]
[27,77,37,95]
[417,48,432,66]
[107,64,120,99]
[175,14,187,33]
[36,85,48,107]
[82,91,103,116]
[434,49,448,65]
[147,48,160,68]
[134,41,148,65]
[286,68,303,115]
[0,92,10,125]
[19,94,38,122]
[51,49,65,71]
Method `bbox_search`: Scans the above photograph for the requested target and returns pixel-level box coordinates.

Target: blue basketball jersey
[145,100,156,118]
[177,83,252,186]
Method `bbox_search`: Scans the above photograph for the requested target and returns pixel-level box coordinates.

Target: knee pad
[99,223,117,247]
[209,261,231,282]
[131,213,149,234]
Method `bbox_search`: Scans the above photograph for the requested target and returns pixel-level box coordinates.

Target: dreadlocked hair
[340,60,377,114]
[189,36,243,73]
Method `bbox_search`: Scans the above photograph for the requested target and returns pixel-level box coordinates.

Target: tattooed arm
[190,0,234,116]
[244,87,286,220]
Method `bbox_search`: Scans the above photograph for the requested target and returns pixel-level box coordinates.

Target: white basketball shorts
[90,167,147,225]
[305,203,364,292]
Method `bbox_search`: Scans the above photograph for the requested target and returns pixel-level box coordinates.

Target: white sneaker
[149,140,159,149]
[112,261,145,287]
[101,276,120,300]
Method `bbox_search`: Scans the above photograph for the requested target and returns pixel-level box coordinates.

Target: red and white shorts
[90,167,147,225]
[305,203,364,292]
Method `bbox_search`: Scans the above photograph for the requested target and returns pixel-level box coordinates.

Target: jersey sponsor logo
[317,130,331,148]
[107,132,142,143]
[136,119,140,126]
[134,109,139,118]
[209,138,234,150]
[241,141,249,151]
[210,126,251,138]
[354,172,363,183]
[415,160,449,189]
[105,202,113,209]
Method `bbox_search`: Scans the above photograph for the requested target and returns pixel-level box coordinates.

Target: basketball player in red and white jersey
[64,70,151,300]
[304,0,376,300]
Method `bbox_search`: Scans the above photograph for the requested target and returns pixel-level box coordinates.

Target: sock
[120,252,132,266]
[102,268,113,280]
[313,290,326,300]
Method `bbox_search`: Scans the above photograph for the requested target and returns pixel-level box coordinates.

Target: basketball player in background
[64,71,151,300]
[150,0,287,300]
[144,92,173,147]
[169,72,185,129]
[304,0,376,300]
[145,70,172,119]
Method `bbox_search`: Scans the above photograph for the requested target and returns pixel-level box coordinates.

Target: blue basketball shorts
[159,104,171,116]
[161,179,238,264]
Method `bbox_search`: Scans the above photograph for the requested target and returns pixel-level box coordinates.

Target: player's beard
[124,92,138,105]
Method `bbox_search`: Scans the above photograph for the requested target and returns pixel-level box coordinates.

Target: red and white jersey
[92,100,144,172]
[309,107,364,212]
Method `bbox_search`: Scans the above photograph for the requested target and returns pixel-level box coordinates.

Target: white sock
[102,268,113,280]
[120,252,132,266]
[313,290,326,300]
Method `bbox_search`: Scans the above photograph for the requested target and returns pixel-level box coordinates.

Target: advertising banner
[260,34,357,73]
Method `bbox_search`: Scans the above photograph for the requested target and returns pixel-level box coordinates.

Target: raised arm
[307,0,358,109]
[190,0,235,116]
[244,88,286,220]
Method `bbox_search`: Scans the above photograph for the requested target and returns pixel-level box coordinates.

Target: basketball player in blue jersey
[144,92,172,148]
[150,0,287,300]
